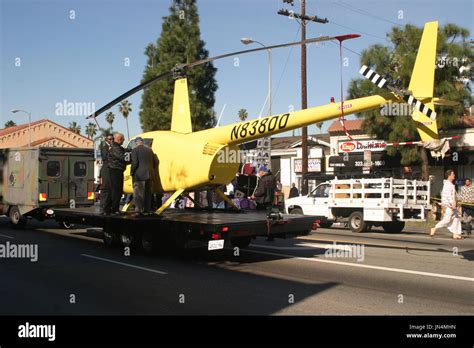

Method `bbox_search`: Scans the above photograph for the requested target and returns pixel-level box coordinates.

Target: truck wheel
[319,222,333,228]
[382,221,405,233]
[231,236,252,249]
[290,208,303,215]
[9,206,27,228]
[348,211,366,233]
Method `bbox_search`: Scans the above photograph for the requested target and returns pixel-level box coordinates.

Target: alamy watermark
[380,101,415,117]
[0,241,38,262]
[324,242,365,262]
[55,99,96,117]
[18,322,55,341]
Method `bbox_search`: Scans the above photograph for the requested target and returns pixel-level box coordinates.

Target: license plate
[208,239,224,251]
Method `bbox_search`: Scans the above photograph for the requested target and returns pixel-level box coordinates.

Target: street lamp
[11,109,32,147]
[240,38,272,116]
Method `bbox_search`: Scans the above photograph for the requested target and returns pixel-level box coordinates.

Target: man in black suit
[131,137,156,214]
[100,134,114,214]
[108,132,126,214]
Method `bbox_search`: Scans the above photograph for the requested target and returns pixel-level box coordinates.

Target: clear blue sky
[1,0,472,138]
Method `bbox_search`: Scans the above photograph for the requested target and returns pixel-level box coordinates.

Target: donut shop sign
[338,140,387,153]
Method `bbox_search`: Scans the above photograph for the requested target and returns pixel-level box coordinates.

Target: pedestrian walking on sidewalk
[431,169,464,240]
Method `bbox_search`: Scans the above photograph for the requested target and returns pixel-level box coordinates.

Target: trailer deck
[51,206,319,251]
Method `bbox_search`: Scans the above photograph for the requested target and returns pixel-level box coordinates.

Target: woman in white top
[431,169,464,239]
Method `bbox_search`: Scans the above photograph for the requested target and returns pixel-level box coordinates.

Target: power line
[272,26,301,103]
[330,19,390,42]
[334,1,403,27]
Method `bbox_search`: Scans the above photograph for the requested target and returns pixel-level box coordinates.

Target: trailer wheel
[290,208,303,215]
[231,236,252,249]
[9,206,27,228]
[103,230,120,248]
[140,230,155,254]
[348,211,366,233]
[120,231,134,248]
[382,221,405,233]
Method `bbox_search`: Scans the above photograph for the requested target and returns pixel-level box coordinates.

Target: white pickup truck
[286,178,431,233]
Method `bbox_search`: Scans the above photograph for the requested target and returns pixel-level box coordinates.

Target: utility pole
[278,1,328,195]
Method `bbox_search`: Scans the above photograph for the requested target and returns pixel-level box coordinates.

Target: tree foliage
[238,108,248,121]
[4,120,16,128]
[68,121,81,135]
[347,23,472,166]
[139,0,217,132]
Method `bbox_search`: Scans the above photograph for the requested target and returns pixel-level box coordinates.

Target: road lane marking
[0,234,14,239]
[245,248,474,282]
[250,242,354,251]
[81,254,168,275]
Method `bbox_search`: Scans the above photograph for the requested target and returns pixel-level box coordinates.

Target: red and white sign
[338,140,387,153]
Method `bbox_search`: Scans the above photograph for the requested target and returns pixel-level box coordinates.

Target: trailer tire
[103,230,120,248]
[120,230,134,248]
[231,236,252,249]
[9,206,27,228]
[290,208,303,215]
[140,230,156,254]
[348,211,366,233]
[382,221,405,233]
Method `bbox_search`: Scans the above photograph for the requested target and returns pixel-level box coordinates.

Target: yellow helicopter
[89,21,444,215]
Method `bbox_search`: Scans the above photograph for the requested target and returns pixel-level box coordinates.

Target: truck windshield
[310,184,330,198]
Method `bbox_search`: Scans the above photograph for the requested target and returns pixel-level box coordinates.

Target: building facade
[0,119,93,149]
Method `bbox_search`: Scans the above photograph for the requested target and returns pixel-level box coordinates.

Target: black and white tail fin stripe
[403,94,437,119]
[359,65,387,88]
[359,65,437,119]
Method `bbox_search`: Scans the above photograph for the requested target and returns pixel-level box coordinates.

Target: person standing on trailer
[108,132,126,214]
[100,134,114,214]
[131,137,156,214]
[251,166,276,211]
[430,169,464,240]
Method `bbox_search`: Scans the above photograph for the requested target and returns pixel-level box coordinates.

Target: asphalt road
[0,217,472,315]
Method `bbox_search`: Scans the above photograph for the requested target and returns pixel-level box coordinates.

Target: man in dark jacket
[251,166,276,210]
[108,133,126,214]
[100,134,114,214]
[131,137,156,213]
[288,183,299,199]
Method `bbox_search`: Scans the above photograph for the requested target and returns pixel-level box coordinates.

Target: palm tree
[68,121,81,135]
[105,112,115,129]
[4,120,17,128]
[118,100,132,140]
[316,121,324,134]
[238,108,248,122]
[85,122,97,139]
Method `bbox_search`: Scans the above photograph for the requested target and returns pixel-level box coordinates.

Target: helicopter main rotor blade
[187,34,360,68]
[88,34,360,119]
[87,71,172,119]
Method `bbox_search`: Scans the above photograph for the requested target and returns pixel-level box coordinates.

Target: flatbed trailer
[51,206,319,253]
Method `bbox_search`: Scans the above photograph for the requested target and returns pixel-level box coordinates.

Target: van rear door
[39,156,69,206]
[68,156,94,206]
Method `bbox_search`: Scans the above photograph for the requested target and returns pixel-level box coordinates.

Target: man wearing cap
[251,166,277,210]
[131,137,156,214]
